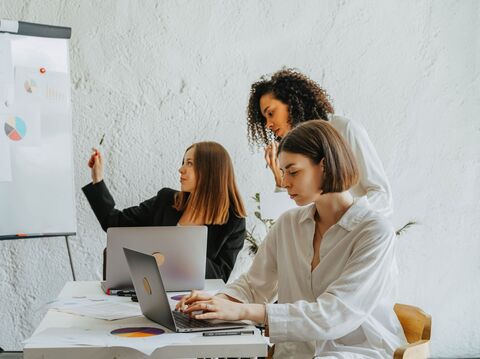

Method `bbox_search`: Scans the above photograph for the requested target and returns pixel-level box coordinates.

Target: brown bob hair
[278,120,359,193]
[173,141,246,225]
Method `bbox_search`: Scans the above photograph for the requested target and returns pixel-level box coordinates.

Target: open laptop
[101,226,207,293]
[123,247,246,333]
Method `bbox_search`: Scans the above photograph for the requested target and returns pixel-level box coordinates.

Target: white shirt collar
[298,197,371,232]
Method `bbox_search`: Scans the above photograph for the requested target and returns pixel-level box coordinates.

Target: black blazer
[82,180,246,282]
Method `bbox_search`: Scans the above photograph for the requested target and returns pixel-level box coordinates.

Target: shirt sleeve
[219,222,279,304]
[343,120,394,217]
[205,217,246,282]
[82,180,159,231]
[266,226,397,343]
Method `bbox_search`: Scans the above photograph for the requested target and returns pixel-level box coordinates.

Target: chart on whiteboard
[0,28,76,236]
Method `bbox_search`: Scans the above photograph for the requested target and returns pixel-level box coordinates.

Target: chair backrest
[394,303,432,343]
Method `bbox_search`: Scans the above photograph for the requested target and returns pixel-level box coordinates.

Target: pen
[89,134,105,159]
[106,289,136,296]
[116,290,136,297]
[202,330,255,337]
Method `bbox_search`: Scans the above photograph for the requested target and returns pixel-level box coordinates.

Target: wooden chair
[394,303,431,359]
[265,303,431,359]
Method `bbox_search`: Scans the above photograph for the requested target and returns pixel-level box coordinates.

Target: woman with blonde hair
[83,141,246,281]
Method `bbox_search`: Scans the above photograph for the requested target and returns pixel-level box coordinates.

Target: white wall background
[0,0,479,356]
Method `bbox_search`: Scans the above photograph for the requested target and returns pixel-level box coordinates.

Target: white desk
[24,281,268,358]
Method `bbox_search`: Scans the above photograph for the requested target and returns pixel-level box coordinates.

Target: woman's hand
[175,290,266,323]
[264,141,282,187]
[175,290,244,321]
[88,148,103,184]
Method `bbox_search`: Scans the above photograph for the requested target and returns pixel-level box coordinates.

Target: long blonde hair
[173,141,246,225]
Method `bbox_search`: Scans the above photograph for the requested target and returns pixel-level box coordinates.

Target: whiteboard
[0,21,76,238]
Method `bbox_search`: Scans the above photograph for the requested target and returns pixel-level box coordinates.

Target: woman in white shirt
[247,68,393,217]
[177,120,406,359]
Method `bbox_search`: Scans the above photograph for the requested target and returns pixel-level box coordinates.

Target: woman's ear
[315,158,326,194]
[320,158,326,173]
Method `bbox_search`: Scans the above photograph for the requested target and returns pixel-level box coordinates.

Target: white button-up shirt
[221,198,406,359]
[275,115,394,218]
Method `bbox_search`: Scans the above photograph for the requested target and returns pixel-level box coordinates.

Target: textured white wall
[0,0,479,356]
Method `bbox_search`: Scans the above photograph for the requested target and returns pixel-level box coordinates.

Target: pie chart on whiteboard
[4,116,27,141]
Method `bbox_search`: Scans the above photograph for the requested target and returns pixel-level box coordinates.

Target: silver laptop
[123,247,246,333]
[102,226,207,293]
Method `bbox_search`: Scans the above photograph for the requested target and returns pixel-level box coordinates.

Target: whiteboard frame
[0,20,75,240]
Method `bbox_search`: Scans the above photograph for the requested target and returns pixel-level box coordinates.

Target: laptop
[101,226,207,293]
[123,247,247,333]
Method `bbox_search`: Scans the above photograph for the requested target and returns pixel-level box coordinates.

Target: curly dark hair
[247,68,334,147]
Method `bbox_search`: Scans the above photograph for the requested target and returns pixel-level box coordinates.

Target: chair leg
[394,340,430,359]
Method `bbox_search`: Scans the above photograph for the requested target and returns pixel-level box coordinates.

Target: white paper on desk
[48,296,142,320]
[55,301,142,320]
[24,327,198,356]
[53,302,142,321]
[47,295,127,308]
[108,330,197,356]
[24,327,108,348]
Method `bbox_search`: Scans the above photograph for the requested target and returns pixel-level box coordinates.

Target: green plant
[245,193,275,255]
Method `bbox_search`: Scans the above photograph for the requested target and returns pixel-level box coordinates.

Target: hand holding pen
[88,134,105,184]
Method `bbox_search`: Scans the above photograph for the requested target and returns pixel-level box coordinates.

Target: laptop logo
[143,277,152,295]
[152,252,166,267]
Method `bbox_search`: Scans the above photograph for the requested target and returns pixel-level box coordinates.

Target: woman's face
[178,147,196,193]
[259,93,292,138]
[278,151,324,206]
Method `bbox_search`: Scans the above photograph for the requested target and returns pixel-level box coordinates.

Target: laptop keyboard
[172,310,224,329]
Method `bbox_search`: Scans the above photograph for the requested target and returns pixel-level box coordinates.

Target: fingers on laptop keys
[176,290,193,310]
[183,300,216,319]
[176,290,214,313]
[175,291,195,311]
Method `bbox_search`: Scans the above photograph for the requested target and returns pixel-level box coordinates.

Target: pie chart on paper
[110,327,164,337]
[4,116,27,141]
[24,79,37,94]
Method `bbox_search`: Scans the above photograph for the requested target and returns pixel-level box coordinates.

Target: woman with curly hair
[247,68,393,217]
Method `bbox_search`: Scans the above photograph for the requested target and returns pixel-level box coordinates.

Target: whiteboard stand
[0,233,77,281]
[64,235,76,281]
